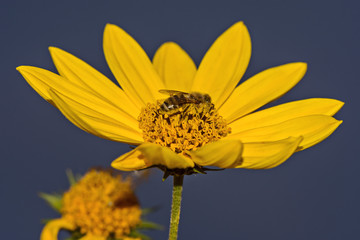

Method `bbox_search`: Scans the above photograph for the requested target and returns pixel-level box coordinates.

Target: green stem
[168,175,184,240]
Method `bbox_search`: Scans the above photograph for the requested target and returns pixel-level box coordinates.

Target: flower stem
[168,175,184,240]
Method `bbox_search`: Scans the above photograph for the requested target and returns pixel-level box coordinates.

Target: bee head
[204,94,211,103]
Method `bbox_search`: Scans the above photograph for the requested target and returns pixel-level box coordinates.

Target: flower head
[40,170,150,240]
[18,22,343,177]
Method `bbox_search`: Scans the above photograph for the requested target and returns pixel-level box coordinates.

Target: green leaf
[39,192,63,212]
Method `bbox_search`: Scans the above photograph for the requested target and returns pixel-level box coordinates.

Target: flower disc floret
[61,170,141,239]
[138,100,231,154]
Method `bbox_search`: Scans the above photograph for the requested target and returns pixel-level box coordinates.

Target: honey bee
[159,89,211,114]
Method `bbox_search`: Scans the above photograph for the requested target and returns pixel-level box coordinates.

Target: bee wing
[159,89,188,96]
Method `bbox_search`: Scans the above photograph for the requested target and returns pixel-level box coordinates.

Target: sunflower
[17,22,343,177]
[39,170,157,240]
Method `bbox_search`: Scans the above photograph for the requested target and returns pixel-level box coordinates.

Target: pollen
[61,170,141,239]
[138,101,231,154]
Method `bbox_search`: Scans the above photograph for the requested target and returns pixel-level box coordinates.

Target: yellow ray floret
[103,24,165,108]
[191,21,251,108]
[41,218,75,240]
[152,42,196,92]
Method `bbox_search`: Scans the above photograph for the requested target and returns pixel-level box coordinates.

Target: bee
[159,89,211,115]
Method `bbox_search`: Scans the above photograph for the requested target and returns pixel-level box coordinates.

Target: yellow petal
[103,24,164,108]
[17,66,140,131]
[230,98,344,133]
[111,148,148,171]
[219,62,307,123]
[17,66,142,144]
[153,42,196,92]
[236,137,302,169]
[48,47,140,119]
[191,22,251,107]
[40,218,75,240]
[189,140,243,168]
[49,90,143,144]
[16,67,55,106]
[228,115,342,150]
[137,143,195,169]
[79,234,107,240]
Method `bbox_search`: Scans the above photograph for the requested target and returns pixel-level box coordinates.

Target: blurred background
[1,0,357,239]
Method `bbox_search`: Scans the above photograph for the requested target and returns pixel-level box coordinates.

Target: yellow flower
[17,22,343,176]
[40,170,142,240]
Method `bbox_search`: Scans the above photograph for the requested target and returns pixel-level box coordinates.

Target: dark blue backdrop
[1,0,357,239]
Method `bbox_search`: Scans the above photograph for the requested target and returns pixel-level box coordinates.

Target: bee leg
[183,104,191,113]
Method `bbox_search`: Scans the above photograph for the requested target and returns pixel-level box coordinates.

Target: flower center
[61,170,141,239]
[138,94,231,154]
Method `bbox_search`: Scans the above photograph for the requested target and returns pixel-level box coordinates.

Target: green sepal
[137,220,164,230]
[141,206,161,216]
[39,192,63,212]
[127,230,152,240]
[64,236,78,240]
[192,168,207,174]
[66,169,77,186]
[64,230,85,240]
[40,218,55,224]
[66,169,83,185]
[162,171,171,181]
